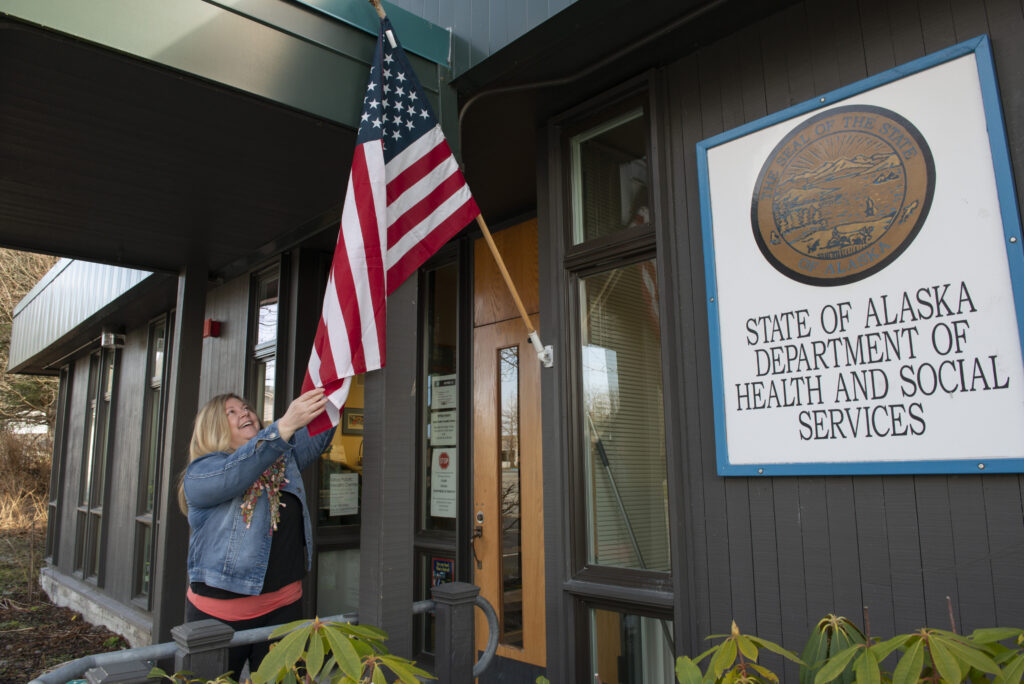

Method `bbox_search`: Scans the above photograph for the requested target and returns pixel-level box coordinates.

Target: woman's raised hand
[276,388,329,442]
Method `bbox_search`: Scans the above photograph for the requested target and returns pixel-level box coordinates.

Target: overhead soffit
[0,0,452,279]
[453,0,801,223]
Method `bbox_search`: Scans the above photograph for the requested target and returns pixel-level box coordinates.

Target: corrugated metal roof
[9,260,153,372]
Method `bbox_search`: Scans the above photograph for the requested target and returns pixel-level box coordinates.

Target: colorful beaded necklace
[240,457,289,534]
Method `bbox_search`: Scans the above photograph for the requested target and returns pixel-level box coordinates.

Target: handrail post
[172,619,234,680]
[431,582,479,683]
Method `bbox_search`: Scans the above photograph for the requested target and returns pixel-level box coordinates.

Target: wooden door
[472,219,545,667]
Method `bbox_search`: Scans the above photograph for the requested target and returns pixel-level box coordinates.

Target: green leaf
[381,656,422,684]
[748,637,804,664]
[537,677,552,684]
[928,637,961,684]
[252,646,288,683]
[344,623,390,640]
[676,656,703,684]
[371,664,387,684]
[800,626,828,681]
[995,653,1024,684]
[253,626,308,684]
[694,644,719,664]
[324,626,363,680]
[940,634,1001,675]
[737,635,760,662]
[892,638,924,684]
[711,639,739,678]
[813,645,861,684]
[970,628,1024,644]
[148,667,170,679]
[305,629,326,678]
[270,619,314,640]
[853,649,881,684]
[871,634,912,662]
[750,662,780,683]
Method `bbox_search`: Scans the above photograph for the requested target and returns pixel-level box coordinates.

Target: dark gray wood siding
[198,273,250,402]
[101,327,147,601]
[53,357,89,576]
[663,0,1024,662]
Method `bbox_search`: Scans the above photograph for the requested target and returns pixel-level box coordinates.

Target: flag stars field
[302,18,480,435]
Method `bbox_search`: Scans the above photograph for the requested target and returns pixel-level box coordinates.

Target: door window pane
[590,607,674,684]
[571,108,649,245]
[256,274,279,345]
[499,346,522,647]
[579,259,669,571]
[254,357,276,426]
[421,264,459,532]
[317,548,360,617]
[318,374,363,528]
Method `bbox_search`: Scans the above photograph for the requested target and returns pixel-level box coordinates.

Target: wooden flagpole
[475,215,552,366]
[367,0,552,367]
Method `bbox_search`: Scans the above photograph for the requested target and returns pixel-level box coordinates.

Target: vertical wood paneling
[757,8,809,663]
[57,358,88,575]
[948,477,997,631]
[666,50,712,650]
[914,476,960,629]
[982,477,1024,624]
[881,478,926,632]
[695,41,735,637]
[824,478,864,621]
[887,0,925,65]
[983,0,1024,219]
[103,329,148,601]
[918,0,957,52]
[853,478,895,637]
[716,29,758,635]
[199,274,249,402]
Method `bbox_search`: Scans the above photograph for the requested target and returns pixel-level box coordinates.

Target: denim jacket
[184,421,335,596]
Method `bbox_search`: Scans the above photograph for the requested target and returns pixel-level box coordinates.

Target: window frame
[73,346,119,584]
[560,85,674,595]
[132,313,172,608]
[45,366,73,564]
[247,263,286,425]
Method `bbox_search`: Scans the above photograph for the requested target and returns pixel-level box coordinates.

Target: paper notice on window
[430,374,457,410]
[430,448,457,518]
[329,472,359,517]
[430,410,457,446]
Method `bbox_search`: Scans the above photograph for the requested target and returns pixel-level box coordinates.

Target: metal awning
[0,0,452,278]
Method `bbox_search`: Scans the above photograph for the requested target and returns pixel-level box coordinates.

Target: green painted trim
[0,0,452,129]
[291,0,450,66]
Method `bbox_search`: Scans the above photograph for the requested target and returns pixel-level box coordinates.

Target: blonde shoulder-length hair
[177,393,261,514]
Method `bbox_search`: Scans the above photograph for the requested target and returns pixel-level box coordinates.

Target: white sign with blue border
[698,36,1024,476]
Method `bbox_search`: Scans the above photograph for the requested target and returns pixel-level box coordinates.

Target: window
[251,268,280,425]
[45,367,73,562]
[567,92,669,579]
[74,348,117,582]
[133,315,171,605]
[579,262,668,571]
[589,605,674,684]
[415,258,462,657]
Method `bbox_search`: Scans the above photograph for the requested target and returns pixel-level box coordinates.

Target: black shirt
[191,491,306,599]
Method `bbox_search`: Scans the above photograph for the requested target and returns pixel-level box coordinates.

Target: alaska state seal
[751,104,935,286]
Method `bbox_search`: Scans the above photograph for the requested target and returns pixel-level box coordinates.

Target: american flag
[302,17,479,435]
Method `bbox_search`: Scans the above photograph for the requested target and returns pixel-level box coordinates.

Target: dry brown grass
[0,429,51,532]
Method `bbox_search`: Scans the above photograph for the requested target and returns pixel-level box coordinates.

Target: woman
[179,388,333,677]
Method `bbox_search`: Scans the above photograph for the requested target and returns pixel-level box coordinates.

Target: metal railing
[29,583,497,684]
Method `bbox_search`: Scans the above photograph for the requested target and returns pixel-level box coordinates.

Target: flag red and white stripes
[302,18,479,435]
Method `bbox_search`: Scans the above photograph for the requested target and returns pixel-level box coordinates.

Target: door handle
[472,510,484,569]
